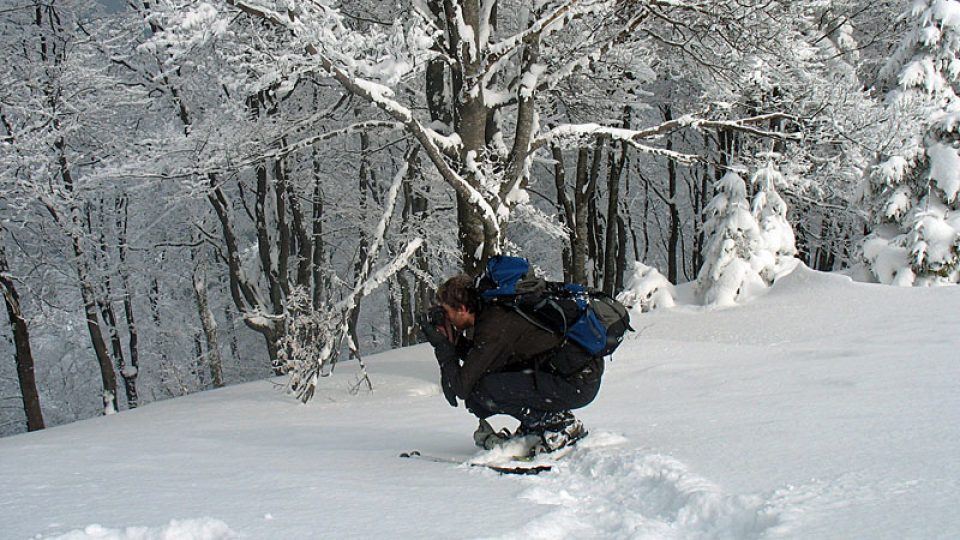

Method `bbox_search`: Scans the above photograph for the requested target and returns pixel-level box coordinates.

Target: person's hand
[439,372,458,407]
[418,308,452,348]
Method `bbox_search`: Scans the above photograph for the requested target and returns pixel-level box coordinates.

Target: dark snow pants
[465,350,603,425]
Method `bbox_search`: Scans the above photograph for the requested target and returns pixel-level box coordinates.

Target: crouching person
[419,274,604,455]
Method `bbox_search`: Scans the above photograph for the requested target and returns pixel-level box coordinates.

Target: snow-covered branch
[531,112,801,162]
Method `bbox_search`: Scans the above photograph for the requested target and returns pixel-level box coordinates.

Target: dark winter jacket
[439,304,565,399]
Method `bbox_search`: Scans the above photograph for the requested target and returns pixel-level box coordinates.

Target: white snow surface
[2,265,959,539]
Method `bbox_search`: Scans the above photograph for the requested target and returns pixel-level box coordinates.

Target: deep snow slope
[1,265,958,539]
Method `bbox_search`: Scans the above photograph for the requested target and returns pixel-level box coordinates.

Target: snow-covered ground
[2,265,958,539]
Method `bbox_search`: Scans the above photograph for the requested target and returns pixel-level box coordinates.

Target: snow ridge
[491,437,786,540]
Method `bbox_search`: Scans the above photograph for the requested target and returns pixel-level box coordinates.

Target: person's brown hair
[435,274,479,313]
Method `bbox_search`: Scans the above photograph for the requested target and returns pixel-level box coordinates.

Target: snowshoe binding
[473,418,514,450]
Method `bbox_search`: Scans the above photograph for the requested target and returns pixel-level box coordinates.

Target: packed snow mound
[42,519,237,540]
[764,260,855,294]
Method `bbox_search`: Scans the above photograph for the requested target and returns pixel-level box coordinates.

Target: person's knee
[570,377,602,409]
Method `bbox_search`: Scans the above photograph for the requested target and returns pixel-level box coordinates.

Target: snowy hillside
[1,265,958,540]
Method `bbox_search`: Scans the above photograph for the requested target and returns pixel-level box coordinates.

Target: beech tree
[147,0,798,276]
[0,221,44,431]
[0,0,145,414]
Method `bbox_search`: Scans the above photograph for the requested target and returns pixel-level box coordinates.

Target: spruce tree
[751,162,798,283]
[862,0,960,285]
[697,172,766,306]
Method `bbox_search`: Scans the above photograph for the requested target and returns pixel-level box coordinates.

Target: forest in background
[2,0,957,435]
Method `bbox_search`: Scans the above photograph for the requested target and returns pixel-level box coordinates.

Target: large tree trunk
[570,147,593,284]
[348,129,373,355]
[552,145,575,282]
[662,106,681,284]
[603,115,629,294]
[0,229,44,431]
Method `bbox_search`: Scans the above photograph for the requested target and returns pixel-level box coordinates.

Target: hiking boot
[529,416,587,456]
[473,419,513,450]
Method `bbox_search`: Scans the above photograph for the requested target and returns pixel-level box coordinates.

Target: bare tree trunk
[455,0,499,273]
[285,163,312,290]
[87,201,136,409]
[603,108,630,294]
[193,255,224,388]
[552,145,575,282]
[115,195,141,408]
[207,180,280,370]
[312,151,328,307]
[586,141,604,287]
[0,228,44,431]
[616,210,628,291]
[255,156,283,313]
[97,288,131,406]
[425,0,452,129]
[74,240,120,414]
[572,147,590,284]
[398,158,423,346]
[194,333,205,388]
[692,135,712,275]
[274,156,292,300]
[348,129,373,355]
[662,106,681,284]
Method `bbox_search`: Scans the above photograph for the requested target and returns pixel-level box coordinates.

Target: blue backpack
[474,255,632,357]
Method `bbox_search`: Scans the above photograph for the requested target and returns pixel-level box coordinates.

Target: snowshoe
[527,416,587,457]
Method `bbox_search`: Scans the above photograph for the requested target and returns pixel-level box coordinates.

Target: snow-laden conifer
[862,0,960,285]
[697,172,766,306]
[751,162,798,283]
[698,164,798,306]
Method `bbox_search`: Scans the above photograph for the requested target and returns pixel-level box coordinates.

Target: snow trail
[488,434,787,540]
[41,518,238,540]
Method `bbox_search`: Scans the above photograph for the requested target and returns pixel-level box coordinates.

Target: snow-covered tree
[697,163,797,306]
[145,0,798,275]
[697,172,766,306]
[861,0,960,285]
[0,0,150,414]
[751,161,798,283]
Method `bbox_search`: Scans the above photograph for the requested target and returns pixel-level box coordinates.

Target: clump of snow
[863,234,915,285]
[882,185,917,221]
[42,519,238,540]
[927,141,960,202]
[617,261,675,314]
